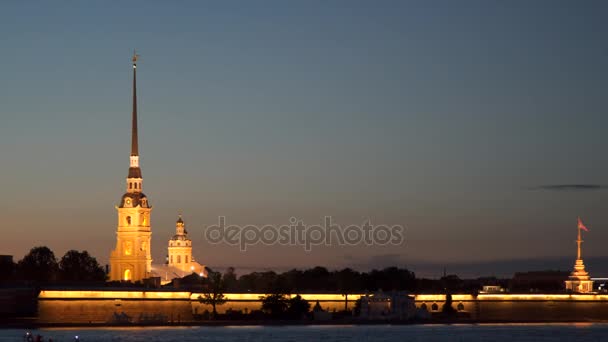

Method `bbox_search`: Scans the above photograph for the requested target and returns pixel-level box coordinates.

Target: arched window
[185,255,189,264]
[431,303,438,311]
[129,183,132,189]
[124,241,133,256]
[457,303,464,311]
[420,303,427,310]
[126,216,131,225]
[170,255,173,264]
[177,255,181,263]
[124,269,131,281]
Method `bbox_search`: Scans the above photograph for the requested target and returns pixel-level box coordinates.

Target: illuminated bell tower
[109,52,153,282]
[167,214,205,276]
[168,215,194,273]
[565,218,594,293]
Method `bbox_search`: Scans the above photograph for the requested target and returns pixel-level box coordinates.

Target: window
[185,255,189,263]
[126,216,131,225]
[124,269,131,281]
[431,303,438,311]
[457,303,465,311]
[420,303,427,310]
[124,241,132,255]
[170,255,173,264]
[177,255,181,263]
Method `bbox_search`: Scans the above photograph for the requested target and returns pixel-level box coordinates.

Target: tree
[442,293,457,317]
[59,250,106,282]
[17,246,58,283]
[223,267,238,291]
[336,268,360,312]
[198,271,227,318]
[0,256,15,283]
[260,293,289,318]
[287,294,310,319]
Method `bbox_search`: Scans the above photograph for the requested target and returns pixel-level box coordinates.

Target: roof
[119,192,150,208]
[128,167,142,178]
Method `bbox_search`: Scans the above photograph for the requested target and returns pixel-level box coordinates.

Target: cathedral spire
[127,51,142,185]
[131,51,139,157]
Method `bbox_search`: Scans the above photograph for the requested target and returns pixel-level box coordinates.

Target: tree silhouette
[59,250,106,282]
[336,268,360,311]
[198,271,227,318]
[223,267,238,291]
[17,246,58,283]
[260,293,289,318]
[287,294,310,319]
[442,293,457,317]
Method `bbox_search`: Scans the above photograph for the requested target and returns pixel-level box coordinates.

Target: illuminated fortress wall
[415,294,608,321]
[38,290,193,324]
[36,290,608,323]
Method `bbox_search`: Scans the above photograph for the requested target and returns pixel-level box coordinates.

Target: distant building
[359,291,415,320]
[565,218,594,293]
[481,285,505,293]
[151,216,206,285]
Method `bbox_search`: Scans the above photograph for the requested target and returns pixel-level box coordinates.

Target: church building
[109,52,152,282]
[565,218,594,293]
[109,53,205,284]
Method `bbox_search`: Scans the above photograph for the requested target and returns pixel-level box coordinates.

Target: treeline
[196,267,506,294]
[0,246,106,285]
[211,266,417,293]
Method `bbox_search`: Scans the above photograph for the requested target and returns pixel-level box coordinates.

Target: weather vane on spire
[132,50,139,64]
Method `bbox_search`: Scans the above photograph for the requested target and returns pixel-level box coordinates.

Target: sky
[1,1,607,278]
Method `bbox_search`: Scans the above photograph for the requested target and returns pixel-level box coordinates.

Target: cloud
[530,184,607,192]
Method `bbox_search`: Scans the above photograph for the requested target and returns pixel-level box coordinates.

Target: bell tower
[167,215,206,276]
[565,217,594,293]
[109,52,153,282]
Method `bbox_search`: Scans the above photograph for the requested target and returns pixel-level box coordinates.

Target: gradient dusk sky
[1,1,607,277]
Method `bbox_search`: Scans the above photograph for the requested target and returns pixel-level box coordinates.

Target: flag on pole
[578,217,589,231]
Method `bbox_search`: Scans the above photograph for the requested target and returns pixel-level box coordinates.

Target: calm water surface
[2,324,607,342]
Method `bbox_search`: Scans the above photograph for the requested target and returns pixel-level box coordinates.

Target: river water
[2,323,607,342]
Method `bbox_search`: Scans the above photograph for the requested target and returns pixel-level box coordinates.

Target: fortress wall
[476,301,608,321]
[415,294,608,321]
[37,290,608,323]
[38,299,193,324]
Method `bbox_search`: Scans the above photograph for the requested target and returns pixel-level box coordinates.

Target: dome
[171,234,189,241]
[119,192,150,208]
